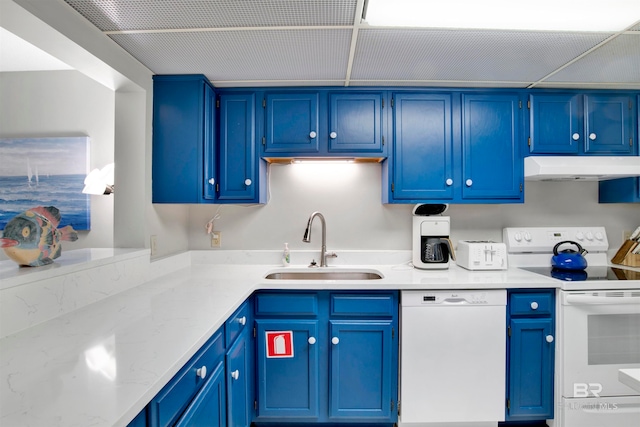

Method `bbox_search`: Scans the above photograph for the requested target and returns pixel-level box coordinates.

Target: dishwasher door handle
[441,298,468,304]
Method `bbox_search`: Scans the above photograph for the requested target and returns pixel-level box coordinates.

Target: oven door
[561,290,640,398]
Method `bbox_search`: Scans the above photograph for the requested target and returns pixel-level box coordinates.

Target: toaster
[456,240,508,270]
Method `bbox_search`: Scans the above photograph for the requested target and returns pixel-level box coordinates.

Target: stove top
[520,266,638,282]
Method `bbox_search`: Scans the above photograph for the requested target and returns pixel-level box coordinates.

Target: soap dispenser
[282,243,291,267]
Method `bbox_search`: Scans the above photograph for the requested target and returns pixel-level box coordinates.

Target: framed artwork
[0,136,91,230]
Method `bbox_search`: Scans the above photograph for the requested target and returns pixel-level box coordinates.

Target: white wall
[0,70,115,260]
[188,162,639,258]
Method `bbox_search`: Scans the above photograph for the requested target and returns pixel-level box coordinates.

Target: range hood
[524,156,640,181]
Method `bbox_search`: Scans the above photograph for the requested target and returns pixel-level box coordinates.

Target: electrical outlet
[150,235,158,256]
[211,231,221,248]
[623,230,632,241]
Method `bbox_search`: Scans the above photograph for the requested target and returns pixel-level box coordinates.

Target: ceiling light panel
[109,29,352,82]
[544,34,640,86]
[351,29,611,85]
[64,0,357,30]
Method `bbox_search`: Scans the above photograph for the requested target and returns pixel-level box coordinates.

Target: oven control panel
[503,227,608,253]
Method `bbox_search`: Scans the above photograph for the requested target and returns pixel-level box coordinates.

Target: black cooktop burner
[520,266,637,281]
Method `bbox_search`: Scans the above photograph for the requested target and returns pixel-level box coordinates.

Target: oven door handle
[565,294,640,305]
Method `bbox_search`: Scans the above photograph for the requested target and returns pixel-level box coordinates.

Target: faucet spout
[302,211,333,267]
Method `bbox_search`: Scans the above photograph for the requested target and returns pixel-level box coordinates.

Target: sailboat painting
[0,137,91,230]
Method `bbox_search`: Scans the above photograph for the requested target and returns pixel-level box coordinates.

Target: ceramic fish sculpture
[0,206,78,267]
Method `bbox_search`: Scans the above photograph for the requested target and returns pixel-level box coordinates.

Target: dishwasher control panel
[402,290,506,306]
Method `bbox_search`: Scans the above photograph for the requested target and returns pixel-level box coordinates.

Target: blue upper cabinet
[584,94,634,154]
[528,93,636,155]
[529,94,581,154]
[261,90,386,158]
[153,75,215,203]
[264,92,320,154]
[328,93,384,153]
[218,93,262,202]
[389,93,454,201]
[462,94,524,201]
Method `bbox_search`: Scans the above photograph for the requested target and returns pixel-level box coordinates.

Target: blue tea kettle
[551,240,588,271]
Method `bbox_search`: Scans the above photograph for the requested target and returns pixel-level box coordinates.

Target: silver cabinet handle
[231,369,240,380]
[572,133,580,141]
[308,337,316,345]
[329,132,337,139]
[309,131,317,138]
[331,337,339,345]
[465,179,473,187]
[208,178,215,185]
[446,178,453,186]
[546,335,554,343]
[237,316,246,326]
[530,302,539,310]
[589,133,597,140]
[244,179,252,186]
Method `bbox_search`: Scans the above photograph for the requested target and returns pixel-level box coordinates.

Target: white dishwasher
[400,290,506,426]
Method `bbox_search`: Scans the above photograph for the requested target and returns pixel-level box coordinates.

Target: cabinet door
[529,94,580,154]
[226,331,250,427]
[255,320,320,420]
[507,318,554,421]
[218,93,256,201]
[462,94,523,200]
[598,177,640,203]
[203,84,217,200]
[328,93,383,153]
[175,360,226,427]
[392,93,454,200]
[328,321,396,421]
[584,95,634,154]
[264,93,319,153]
[152,76,211,203]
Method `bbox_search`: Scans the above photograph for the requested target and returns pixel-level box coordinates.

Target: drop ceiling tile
[350,29,612,85]
[109,29,352,82]
[64,0,357,31]
[544,34,640,86]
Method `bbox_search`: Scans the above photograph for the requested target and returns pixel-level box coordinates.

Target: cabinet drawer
[226,300,251,348]
[509,291,554,316]
[149,329,225,427]
[255,292,319,316]
[330,293,396,317]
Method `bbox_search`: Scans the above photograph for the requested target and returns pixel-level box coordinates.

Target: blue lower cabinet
[255,320,320,420]
[506,290,555,422]
[175,360,226,427]
[149,330,226,427]
[253,291,398,425]
[226,331,251,427]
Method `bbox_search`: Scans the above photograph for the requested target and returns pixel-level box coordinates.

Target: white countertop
[1,250,638,427]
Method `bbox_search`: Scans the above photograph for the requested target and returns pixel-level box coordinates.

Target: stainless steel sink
[264,269,383,280]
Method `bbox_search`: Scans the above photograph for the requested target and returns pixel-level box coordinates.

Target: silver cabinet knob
[446,178,453,186]
[572,133,580,141]
[196,366,207,379]
[237,316,246,326]
[309,131,317,138]
[329,132,337,139]
[231,369,240,380]
[244,179,252,186]
[530,302,539,310]
[465,179,473,187]
[589,133,597,140]
[331,337,339,345]
[208,178,215,185]
[308,337,316,345]
[546,335,554,343]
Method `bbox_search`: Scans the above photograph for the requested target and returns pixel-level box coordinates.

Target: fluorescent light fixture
[292,158,355,164]
[363,0,640,32]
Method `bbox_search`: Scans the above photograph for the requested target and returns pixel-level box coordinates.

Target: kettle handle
[553,240,586,256]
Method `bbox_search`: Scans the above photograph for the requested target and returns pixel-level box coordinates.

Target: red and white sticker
[265,331,294,358]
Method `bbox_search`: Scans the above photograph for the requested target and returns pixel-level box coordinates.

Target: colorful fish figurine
[0,206,78,267]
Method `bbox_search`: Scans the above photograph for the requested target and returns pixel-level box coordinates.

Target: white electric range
[504,227,640,427]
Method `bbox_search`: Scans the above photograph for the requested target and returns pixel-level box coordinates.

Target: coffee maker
[412,204,454,270]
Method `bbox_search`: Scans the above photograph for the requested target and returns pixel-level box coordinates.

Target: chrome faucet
[302,211,337,267]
